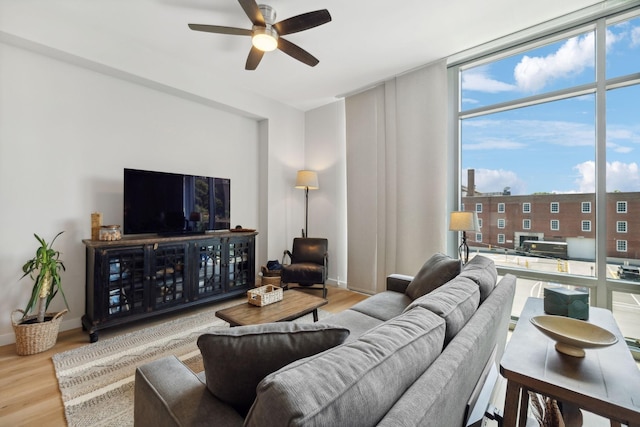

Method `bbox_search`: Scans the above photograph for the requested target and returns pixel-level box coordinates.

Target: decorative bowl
[530,315,618,357]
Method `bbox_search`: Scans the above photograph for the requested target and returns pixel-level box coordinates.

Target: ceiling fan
[188,0,332,70]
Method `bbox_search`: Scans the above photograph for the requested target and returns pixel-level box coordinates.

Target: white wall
[304,101,347,287]
[0,39,306,345]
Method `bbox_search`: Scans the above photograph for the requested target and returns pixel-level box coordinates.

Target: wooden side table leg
[503,380,522,427]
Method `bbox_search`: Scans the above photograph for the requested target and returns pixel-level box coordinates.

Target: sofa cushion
[319,309,385,342]
[405,253,461,300]
[349,290,412,321]
[405,277,480,344]
[245,307,446,427]
[197,322,349,416]
[459,255,498,302]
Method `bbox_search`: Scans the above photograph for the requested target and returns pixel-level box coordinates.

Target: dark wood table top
[500,297,640,426]
[215,290,327,326]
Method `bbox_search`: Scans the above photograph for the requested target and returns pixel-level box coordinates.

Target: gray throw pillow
[197,322,349,416]
[459,255,497,302]
[405,277,480,344]
[405,253,461,300]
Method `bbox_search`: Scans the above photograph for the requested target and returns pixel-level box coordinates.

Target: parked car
[618,265,640,281]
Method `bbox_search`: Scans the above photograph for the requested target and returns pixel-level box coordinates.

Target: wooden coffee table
[500,297,640,427]
[215,290,328,327]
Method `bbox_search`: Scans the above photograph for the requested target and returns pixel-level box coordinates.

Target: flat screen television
[123,168,230,235]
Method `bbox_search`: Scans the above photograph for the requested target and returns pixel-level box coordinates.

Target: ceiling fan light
[252,26,278,52]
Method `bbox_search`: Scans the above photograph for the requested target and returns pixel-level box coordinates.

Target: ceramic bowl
[530,315,617,357]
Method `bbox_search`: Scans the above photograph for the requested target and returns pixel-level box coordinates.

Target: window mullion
[595,18,609,309]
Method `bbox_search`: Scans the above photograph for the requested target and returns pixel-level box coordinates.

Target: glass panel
[461,95,596,277]
[461,30,595,111]
[606,85,640,282]
[612,291,640,340]
[606,15,640,79]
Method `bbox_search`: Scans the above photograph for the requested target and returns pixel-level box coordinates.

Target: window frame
[617,221,627,233]
[451,5,640,332]
[582,220,592,232]
[617,240,628,252]
[550,219,560,231]
[522,202,531,214]
[550,202,560,213]
[582,201,591,214]
[497,218,506,229]
[498,203,505,213]
[617,201,628,213]
[523,219,531,230]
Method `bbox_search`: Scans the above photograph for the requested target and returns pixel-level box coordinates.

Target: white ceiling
[0,0,605,111]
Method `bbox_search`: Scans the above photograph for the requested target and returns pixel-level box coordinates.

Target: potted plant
[11,231,69,355]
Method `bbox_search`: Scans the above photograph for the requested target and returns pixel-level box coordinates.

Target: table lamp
[449,211,480,264]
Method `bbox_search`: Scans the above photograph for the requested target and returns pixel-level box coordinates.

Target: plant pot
[11,308,67,356]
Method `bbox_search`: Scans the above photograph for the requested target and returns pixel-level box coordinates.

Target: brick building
[461,192,640,260]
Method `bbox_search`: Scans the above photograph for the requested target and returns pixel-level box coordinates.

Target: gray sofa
[134,254,516,427]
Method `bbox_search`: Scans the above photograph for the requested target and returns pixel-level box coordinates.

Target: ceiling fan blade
[274,9,331,36]
[277,38,319,67]
[238,0,264,26]
[245,46,265,70]
[188,24,252,36]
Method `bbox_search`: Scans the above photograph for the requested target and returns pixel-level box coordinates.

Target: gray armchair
[281,238,328,298]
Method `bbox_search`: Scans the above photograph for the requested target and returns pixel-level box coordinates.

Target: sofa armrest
[386,274,413,293]
[134,356,244,427]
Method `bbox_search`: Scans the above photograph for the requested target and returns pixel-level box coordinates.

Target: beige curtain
[345,59,449,294]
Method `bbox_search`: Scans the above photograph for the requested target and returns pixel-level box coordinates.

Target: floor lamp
[295,170,318,238]
[449,211,480,264]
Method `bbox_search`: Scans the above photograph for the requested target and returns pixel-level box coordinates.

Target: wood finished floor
[0,286,368,426]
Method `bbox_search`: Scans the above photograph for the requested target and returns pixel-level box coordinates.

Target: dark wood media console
[82,231,257,342]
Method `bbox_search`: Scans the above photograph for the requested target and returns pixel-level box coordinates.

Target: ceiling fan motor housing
[258,4,276,25]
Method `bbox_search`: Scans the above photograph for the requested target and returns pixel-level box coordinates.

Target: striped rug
[52,300,327,426]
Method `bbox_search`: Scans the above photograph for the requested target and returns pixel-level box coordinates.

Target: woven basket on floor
[260,265,282,286]
[11,308,67,356]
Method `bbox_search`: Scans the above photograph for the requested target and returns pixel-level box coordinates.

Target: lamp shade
[449,211,480,232]
[295,170,319,189]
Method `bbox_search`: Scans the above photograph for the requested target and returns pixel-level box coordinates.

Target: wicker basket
[247,285,283,307]
[11,309,67,356]
[260,265,282,286]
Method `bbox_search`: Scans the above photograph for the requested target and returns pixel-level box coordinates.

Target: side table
[500,297,640,427]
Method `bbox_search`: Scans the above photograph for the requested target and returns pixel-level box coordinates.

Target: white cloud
[514,33,595,92]
[461,68,516,93]
[462,98,479,105]
[463,168,527,195]
[573,160,640,192]
[463,138,526,150]
[631,26,640,47]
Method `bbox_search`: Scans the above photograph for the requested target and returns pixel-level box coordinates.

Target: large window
[454,9,640,346]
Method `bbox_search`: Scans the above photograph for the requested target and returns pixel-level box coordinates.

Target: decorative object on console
[91,212,102,240]
[449,211,480,264]
[99,225,122,241]
[13,231,69,355]
[544,286,589,320]
[295,170,319,238]
[530,315,617,357]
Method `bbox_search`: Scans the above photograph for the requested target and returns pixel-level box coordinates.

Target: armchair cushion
[405,253,461,300]
[197,322,349,416]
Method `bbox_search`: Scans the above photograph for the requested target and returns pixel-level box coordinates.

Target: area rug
[52,300,329,427]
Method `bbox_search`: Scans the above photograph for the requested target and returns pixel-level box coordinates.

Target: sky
[460,15,640,195]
